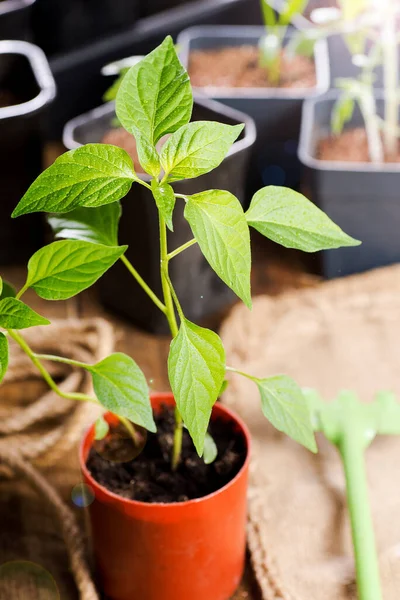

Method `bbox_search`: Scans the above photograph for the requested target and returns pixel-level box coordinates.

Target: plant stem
[359,89,384,164]
[382,2,398,159]
[16,284,29,300]
[159,215,183,470]
[338,429,383,600]
[167,238,197,260]
[34,353,90,370]
[119,415,142,447]
[7,330,96,404]
[120,254,166,314]
[10,331,140,446]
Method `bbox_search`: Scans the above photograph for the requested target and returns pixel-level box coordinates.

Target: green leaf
[0,332,9,383]
[12,144,136,217]
[0,298,50,329]
[185,190,251,308]
[203,432,218,465]
[48,203,121,247]
[0,277,2,296]
[151,180,176,231]
[246,186,361,252]
[89,352,156,432]
[134,131,161,178]
[0,280,16,300]
[160,122,243,182]
[255,375,317,452]
[116,36,193,146]
[25,240,127,301]
[331,94,355,135]
[94,415,110,440]
[168,319,225,456]
[219,379,229,397]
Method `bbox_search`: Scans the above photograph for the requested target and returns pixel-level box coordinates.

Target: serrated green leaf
[116,36,193,147]
[185,190,251,308]
[0,332,9,383]
[203,431,218,465]
[331,94,355,135]
[0,298,50,329]
[25,240,127,301]
[151,180,176,231]
[48,203,122,247]
[168,319,225,455]
[89,352,156,432]
[12,144,136,217]
[160,122,243,182]
[255,375,317,452]
[0,280,16,300]
[94,415,110,440]
[246,186,361,252]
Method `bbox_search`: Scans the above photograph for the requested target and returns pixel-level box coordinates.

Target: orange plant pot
[80,392,250,600]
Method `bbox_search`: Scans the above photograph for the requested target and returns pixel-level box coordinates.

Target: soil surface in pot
[188,46,316,89]
[318,128,400,163]
[87,405,247,503]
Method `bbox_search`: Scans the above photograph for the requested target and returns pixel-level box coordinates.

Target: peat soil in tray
[318,127,400,163]
[87,405,247,503]
[188,46,316,89]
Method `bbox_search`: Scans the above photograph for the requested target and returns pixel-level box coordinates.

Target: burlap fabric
[221,265,400,600]
[0,319,114,600]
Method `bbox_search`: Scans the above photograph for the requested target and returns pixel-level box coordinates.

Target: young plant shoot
[4,37,360,469]
[295,0,400,163]
[259,0,310,84]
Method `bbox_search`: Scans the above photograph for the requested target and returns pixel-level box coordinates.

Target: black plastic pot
[0,40,56,265]
[178,26,330,202]
[0,0,35,40]
[63,97,256,333]
[298,90,400,279]
[45,0,261,140]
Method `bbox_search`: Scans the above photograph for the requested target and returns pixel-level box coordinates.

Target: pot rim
[177,25,330,100]
[0,40,56,119]
[80,391,251,509]
[298,89,400,173]
[62,94,257,172]
[0,0,35,16]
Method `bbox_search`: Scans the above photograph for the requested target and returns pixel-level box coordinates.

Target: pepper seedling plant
[1,37,359,469]
[306,389,400,600]
[295,0,400,163]
[259,0,311,84]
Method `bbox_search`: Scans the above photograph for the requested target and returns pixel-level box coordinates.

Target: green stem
[34,353,90,370]
[226,365,256,381]
[338,429,382,600]
[167,238,197,260]
[159,214,183,470]
[7,330,96,404]
[11,331,140,446]
[16,284,29,300]
[120,254,166,314]
[119,415,141,447]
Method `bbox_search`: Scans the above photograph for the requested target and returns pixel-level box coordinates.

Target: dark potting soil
[318,127,400,163]
[87,405,247,503]
[188,46,316,89]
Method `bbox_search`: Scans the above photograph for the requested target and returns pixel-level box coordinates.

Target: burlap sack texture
[0,318,114,600]
[221,265,400,600]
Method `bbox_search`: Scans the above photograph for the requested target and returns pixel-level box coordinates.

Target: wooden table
[2,236,316,600]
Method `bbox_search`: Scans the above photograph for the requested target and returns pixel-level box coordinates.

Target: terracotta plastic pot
[80,392,250,600]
